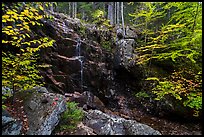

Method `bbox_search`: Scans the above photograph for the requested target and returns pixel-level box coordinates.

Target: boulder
[21,87,66,135]
[65,91,105,111]
[2,110,22,135]
[115,39,136,69]
[72,122,96,135]
[83,110,161,135]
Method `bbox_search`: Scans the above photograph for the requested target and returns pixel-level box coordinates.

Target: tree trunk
[72,2,77,18]
[108,2,113,25]
[74,2,77,18]
[114,2,117,24]
[121,2,125,36]
[117,2,120,25]
[69,2,71,16]
[72,2,74,18]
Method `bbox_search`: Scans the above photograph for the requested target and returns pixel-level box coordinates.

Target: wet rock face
[35,11,143,118]
[83,110,162,135]
[35,12,118,99]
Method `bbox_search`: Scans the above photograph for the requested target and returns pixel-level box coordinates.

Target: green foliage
[135,91,150,98]
[92,9,104,19]
[91,9,112,29]
[183,93,202,110]
[147,69,202,116]
[130,2,202,117]
[102,41,112,51]
[91,9,105,25]
[2,2,55,109]
[59,102,84,131]
[131,2,202,67]
[152,79,182,101]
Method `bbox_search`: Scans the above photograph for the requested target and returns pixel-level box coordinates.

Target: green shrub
[59,101,84,131]
[146,71,202,117]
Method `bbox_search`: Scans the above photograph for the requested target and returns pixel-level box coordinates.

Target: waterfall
[75,38,83,91]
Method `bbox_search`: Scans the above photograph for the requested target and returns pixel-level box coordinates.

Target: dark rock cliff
[32,11,143,109]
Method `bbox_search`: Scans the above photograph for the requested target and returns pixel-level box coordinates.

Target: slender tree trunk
[72,2,74,18]
[117,2,120,25]
[108,2,113,25]
[69,2,71,16]
[72,2,77,18]
[74,2,77,18]
[114,2,117,24]
[121,2,125,36]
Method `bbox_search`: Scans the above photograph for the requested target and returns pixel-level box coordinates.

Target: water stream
[61,21,84,92]
[75,38,83,91]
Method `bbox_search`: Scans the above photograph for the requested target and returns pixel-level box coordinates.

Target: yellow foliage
[2,2,55,109]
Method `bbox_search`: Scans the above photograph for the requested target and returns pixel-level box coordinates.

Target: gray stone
[36,99,66,135]
[2,110,22,135]
[84,110,161,135]
[115,39,136,69]
[25,93,66,135]
[2,110,15,127]
[28,100,38,110]
[2,116,15,127]
[73,122,96,135]
[124,120,162,135]
[2,121,22,135]
[32,86,49,93]
[2,70,66,135]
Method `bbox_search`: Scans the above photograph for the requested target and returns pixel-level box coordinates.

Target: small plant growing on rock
[135,91,150,99]
[59,101,84,131]
[102,41,112,51]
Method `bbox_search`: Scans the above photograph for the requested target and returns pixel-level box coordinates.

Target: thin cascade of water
[79,59,83,90]
[75,38,83,91]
